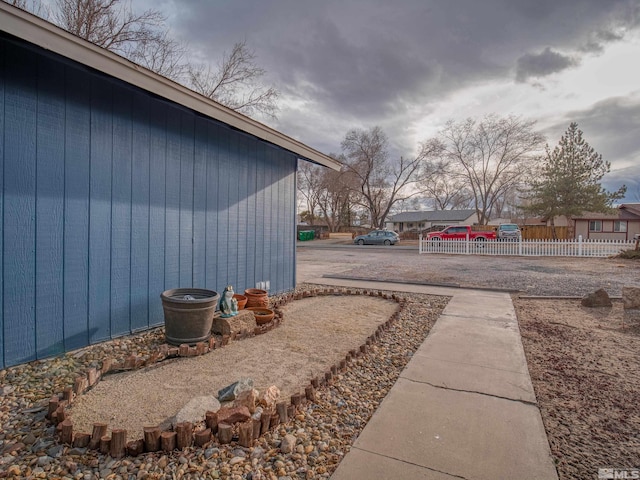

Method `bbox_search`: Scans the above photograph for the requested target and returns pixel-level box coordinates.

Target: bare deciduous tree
[3,0,49,17]
[128,30,188,81]
[423,173,474,210]
[49,0,187,80]
[417,143,474,210]
[435,115,545,224]
[4,0,28,9]
[297,157,358,232]
[341,126,433,229]
[297,161,323,225]
[187,40,279,119]
[317,167,356,232]
[12,0,278,116]
[54,0,164,53]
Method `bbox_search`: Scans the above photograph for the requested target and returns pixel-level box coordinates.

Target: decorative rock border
[46,287,406,457]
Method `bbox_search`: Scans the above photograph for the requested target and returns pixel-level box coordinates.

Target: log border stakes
[46,288,406,456]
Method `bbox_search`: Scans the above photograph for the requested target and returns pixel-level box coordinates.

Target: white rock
[280,434,297,454]
[174,396,221,424]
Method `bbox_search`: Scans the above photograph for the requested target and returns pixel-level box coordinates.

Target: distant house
[573,204,640,241]
[0,4,340,368]
[387,209,478,232]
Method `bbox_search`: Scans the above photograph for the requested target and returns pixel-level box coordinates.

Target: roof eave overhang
[0,3,342,171]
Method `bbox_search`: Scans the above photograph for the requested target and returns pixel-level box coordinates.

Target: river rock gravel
[0,286,448,479]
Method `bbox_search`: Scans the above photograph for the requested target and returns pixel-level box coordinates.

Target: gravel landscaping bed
[0,287,448,479]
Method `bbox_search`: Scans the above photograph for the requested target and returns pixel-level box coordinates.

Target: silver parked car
[353,230,400,246]
[496,223,521,241]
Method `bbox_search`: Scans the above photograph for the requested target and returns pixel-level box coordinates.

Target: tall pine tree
[525,122,626,237]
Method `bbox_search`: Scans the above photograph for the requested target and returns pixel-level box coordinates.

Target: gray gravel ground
[297,242,640,296]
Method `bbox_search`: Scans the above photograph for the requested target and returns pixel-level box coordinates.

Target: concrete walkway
[304,277,558,480]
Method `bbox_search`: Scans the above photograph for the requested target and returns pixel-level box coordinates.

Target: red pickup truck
[426,225,496,241]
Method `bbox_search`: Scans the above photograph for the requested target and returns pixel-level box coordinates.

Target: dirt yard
[514,297,640,480]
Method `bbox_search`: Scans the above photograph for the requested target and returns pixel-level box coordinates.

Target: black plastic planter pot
[161,288,220,346]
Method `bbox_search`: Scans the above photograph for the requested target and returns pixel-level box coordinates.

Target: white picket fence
[418,235,635,258]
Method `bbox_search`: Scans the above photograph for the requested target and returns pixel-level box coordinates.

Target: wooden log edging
[48,287,407,456]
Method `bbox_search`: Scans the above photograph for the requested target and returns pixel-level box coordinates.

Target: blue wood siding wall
[0,34,297,369]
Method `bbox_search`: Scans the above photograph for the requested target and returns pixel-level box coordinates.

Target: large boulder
[622,286,640,310]
[581,288,612,308]
[212,310,257,336]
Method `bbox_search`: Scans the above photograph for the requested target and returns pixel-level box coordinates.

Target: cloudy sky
[139,0,640,200]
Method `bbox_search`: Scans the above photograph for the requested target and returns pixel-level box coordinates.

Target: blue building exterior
[0,8,338,369]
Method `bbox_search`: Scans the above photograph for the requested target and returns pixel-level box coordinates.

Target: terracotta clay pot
[244,288,269,308]
[247,307,275,325]
[233,294,248,310]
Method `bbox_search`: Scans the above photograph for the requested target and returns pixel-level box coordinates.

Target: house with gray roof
[386,210,478,232]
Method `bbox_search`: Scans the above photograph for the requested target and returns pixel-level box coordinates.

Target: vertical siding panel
[131,93,150,331]
[271,154,281,293]
[193,117,207,288]
[88,78,113,343]
[283,158,296,291]
[3,47,37,365]
[252,143,266,289]
[179,114,194,287]
[64,69,91,350]
[245,140,258,290]
[226,134,240,288]
[262,147,275,291]
[35,57,65,358]
[110,87,132,336]
[236,137,248,291]
[164,109,180,289]
[148,102,166,325]
[270,148,280,289]
[205,124,219,291]
[216,129,230,290]
[0,39,5,368]
[276,156,286,293]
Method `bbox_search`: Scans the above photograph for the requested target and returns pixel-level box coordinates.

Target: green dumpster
[298,230,315,241]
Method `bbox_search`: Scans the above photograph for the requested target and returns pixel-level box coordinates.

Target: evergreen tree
[525,122,626,236]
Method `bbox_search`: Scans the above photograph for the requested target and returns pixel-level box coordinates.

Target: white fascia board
[0,3,342,171]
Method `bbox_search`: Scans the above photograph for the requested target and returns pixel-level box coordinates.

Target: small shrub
[617,249,640,259]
